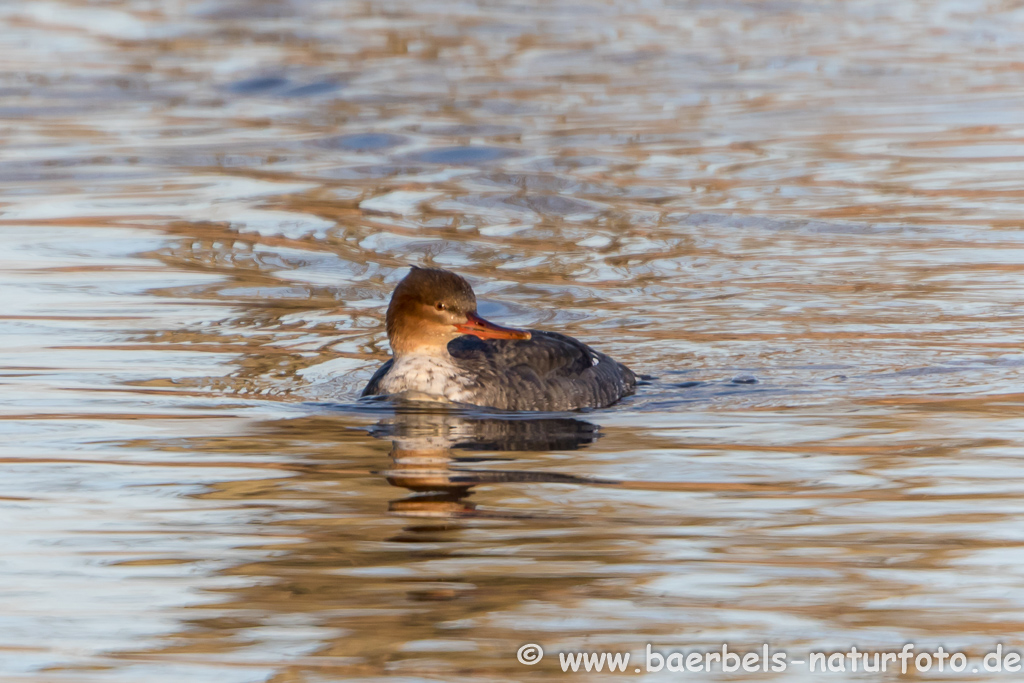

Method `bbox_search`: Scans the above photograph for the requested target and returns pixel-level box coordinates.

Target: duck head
[385,266,531,356]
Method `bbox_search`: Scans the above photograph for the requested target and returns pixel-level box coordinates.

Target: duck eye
[435,302,446,311]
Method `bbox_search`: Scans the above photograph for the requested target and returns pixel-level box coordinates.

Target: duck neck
[389,336,452,360]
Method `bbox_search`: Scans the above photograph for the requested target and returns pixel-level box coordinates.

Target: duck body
[360,267,636,412]
[363,330,636,411]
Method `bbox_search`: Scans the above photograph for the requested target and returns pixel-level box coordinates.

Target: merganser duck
[361,267,636,411]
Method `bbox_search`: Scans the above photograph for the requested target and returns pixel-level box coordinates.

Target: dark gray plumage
[362,330,636,411]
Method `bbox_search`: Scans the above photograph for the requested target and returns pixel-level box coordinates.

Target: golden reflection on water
[7,0,1024,680]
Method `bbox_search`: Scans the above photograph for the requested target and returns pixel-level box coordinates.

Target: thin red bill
[455,312,531,340]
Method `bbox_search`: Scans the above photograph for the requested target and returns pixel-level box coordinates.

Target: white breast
[378,354,474,403]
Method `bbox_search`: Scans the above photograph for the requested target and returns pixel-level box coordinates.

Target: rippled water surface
[7,0,1024,680]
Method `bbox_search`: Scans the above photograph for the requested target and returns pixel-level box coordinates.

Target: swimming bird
[361,267,636,411]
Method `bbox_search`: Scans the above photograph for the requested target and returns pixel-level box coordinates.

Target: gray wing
[448,331,636,410]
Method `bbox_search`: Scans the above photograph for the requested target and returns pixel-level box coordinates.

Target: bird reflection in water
[365,403,618,519]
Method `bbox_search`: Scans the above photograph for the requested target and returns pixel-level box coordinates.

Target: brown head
[385,267,530,356]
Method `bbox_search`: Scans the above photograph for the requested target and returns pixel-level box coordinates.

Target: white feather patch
[378,354,475,403]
